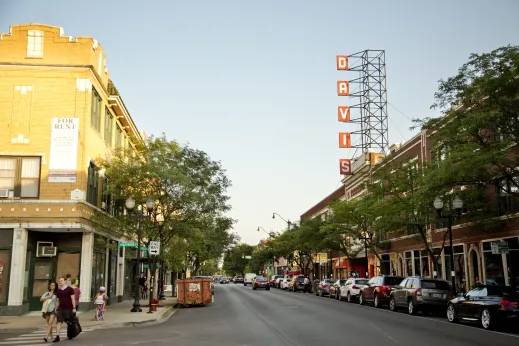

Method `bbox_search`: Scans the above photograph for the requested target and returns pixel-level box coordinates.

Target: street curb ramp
[95,304,180,329]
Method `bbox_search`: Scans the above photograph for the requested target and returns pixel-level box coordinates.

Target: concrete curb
[0,304,180,334]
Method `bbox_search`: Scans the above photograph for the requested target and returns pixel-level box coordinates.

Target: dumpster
[176,278,213,307]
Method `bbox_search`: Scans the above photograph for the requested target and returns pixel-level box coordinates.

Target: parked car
[289,275,311,292]
[244,273,257,286]
[274,277,284,288]
[315,279,335,297]
[329,279,347,300]
[447,285,519,330]
[340,278,369,302]
[280,277,291,290]
[389,277,452,314]
[359,275,404,308]
[253,276,270,290]
[270,275,283,287]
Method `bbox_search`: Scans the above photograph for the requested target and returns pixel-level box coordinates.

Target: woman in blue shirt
[40,282,58,342]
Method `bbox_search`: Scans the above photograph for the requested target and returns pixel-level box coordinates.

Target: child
[93,286,108,321]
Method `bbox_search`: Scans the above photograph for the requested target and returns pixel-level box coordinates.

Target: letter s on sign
[340,159,352,175]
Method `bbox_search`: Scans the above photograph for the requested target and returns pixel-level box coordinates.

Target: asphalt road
[2,284,518,345]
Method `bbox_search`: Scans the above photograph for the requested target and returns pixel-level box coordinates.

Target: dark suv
[234,276,244,284]
[359,275,404,308]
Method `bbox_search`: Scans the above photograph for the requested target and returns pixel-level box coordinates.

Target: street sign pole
[147,241,160,314]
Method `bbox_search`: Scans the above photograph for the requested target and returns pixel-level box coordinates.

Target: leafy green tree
[94,135,233,296]
[250,246,275,275]
[415,45,519,204]
[323,195,389,263]
[198,259,219,276]
[223,243,254,277]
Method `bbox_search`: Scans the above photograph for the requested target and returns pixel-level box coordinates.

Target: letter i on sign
[339,132,351,148]
[338,106,350,122]
[340,159,352,175]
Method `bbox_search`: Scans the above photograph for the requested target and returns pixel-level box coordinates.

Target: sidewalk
[0,296,178,333]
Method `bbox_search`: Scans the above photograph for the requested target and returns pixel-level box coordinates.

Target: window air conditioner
[36,241,56,257]
[0,189,9,198]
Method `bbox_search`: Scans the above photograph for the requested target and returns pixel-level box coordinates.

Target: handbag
[41,298,50,319]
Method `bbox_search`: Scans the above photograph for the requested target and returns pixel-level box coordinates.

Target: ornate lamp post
[125,196,155,313]
[433,196,463,297]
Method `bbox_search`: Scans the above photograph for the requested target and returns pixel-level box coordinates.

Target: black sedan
[252,276,270,290]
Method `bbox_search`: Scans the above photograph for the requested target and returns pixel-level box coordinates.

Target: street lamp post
[433,196,463,297]
[258,227,276,276]
[272,213,291,231]
[125,196,155,313]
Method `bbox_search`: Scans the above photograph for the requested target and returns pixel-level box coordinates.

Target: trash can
[176,278,213,307]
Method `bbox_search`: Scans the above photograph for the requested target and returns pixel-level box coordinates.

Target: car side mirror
[457,292,464,298]
[394,285,400,290]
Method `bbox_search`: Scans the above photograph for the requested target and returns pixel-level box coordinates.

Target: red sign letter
[336,56,349,70]
[338,106,350,122]
[339,132,351,148]
[340,159,352,175]
[337,81,349,96]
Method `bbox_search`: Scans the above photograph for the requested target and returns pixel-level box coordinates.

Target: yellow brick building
[0,24,142,315]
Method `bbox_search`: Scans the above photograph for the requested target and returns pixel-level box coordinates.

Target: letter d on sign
[340,159,352,175]
[339,132,351,148]
[337,81,349,96]
[336,56,348,70]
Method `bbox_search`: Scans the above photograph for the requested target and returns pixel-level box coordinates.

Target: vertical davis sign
[48,118,79,183]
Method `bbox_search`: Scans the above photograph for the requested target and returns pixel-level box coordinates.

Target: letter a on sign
[337,81,349,96]
[338,106,350,122]
[336,56,348,70]
[339,132,351,148]
[340,159,352,175]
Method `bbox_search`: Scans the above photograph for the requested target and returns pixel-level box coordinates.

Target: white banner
[48,118,79,183]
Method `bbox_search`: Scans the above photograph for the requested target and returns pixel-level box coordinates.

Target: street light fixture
[125,196,155,313]
[433,195,463,297]
[272,213,292,231]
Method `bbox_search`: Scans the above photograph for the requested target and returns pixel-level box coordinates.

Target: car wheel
[389,297,396,311]
[480,308,492,330]
[359,293,364,305]
[374,294,380,308]
[347,292,351,303]
[320,289,324,297]
[336,292,340,300]
[266,288,270,291]
[446,304,458,323]
[315,289,319,296]
[408,299,416,315]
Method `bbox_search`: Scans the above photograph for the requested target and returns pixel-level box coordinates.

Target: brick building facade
[0,24,142,315]
[300,129,519,292]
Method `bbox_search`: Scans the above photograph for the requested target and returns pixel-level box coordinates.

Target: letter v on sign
[338,106,350,122]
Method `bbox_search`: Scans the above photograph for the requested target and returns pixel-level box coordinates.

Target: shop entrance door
[29,258,55,310]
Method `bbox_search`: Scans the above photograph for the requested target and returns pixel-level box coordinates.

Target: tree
[323,194,390,264]
[250,246,275,275]
[223,243,254,277]
[185,215,237,275]
[367,158,448,275]
[269,219,326,276]
[94,134,233,295]
[415,46,519,202]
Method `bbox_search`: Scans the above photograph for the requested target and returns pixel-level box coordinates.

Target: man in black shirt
[138,273,145,299]
[54,276,76,342]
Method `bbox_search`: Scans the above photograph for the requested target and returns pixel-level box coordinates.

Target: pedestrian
[143,281,148,299]
[54,276,77,342]
[71,281,81,311]
[138,273,145,299]
[40,281,57,342]
[65,273,72,287]
[303,276,311,293]
[94,287,108,321]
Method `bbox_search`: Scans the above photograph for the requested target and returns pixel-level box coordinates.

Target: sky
[1,0,518,245]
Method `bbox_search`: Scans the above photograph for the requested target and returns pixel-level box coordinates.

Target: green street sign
[119,241,137,247]
[269,270,273,275]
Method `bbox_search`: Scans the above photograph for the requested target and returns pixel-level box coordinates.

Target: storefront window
[432,248,442,279]
[23,251,31,301]
[445,245,465,292]
[91,251,106,300]
[380,254,390,275]
[413,251,420,276]
[0,250,11,303]
[405,251,412,276]
[421,251,430,278]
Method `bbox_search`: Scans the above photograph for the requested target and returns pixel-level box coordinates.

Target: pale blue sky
[1,0,517,244]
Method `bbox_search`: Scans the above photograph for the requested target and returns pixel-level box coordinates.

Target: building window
[86,162,99,206]
[27,30,43,57]
[91,89,102,132]
[115,125,123,148]
[104,108,113,145]
[0,156,41,198]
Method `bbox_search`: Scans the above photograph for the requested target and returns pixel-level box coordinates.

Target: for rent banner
[48,118,79,183]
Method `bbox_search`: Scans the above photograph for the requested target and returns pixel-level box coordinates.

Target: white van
[244,273,257,286]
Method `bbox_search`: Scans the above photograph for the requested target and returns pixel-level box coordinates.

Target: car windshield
[384,277,405,286]
[421,280,450,290]
[256,277,267,281]
[221,276,227,279]
[355,279,369,285]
